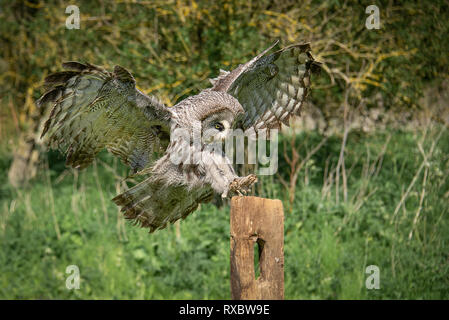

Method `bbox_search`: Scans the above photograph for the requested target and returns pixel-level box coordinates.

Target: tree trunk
[8,105,48,188]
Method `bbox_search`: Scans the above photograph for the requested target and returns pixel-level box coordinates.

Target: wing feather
[37,62,171,172]
[211,42,321,134]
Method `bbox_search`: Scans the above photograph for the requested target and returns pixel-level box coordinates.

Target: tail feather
[113,177,213,233]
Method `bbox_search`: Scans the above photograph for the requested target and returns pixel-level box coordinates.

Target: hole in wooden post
[253,238,265,280]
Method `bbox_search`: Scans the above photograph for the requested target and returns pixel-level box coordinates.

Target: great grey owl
[37,41,320,233]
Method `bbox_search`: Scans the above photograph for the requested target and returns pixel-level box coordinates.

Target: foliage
[1,0,448,138]
[1,125,448,299]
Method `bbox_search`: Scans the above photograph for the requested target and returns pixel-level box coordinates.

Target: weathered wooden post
[230,196,284,300]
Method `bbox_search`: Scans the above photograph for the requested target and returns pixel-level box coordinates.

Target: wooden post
[230,196,284,300]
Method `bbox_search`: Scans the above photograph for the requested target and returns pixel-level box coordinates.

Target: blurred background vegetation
[0,0,448,299]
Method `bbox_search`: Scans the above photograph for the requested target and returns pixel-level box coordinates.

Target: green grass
[0,126,448,299]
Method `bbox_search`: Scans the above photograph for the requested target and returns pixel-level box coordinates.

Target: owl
[37,41,320,233]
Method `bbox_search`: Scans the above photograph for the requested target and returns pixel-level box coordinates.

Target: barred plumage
[38,42,320,233]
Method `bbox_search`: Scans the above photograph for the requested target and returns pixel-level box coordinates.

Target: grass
[0,125,448,299]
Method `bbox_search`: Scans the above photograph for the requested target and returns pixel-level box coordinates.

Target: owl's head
[173,90,244,144]
[201,109,235,143]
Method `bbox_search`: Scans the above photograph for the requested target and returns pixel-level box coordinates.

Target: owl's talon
[228,174,257,197]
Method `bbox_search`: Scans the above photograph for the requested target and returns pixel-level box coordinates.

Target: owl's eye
[214,122,225,131]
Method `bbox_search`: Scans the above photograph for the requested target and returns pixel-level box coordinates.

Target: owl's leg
[200,150,257,198]
[206,161,237,199]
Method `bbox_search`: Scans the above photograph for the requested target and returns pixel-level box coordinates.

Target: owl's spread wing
[210,41,321,133]
[37,62,171,172]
